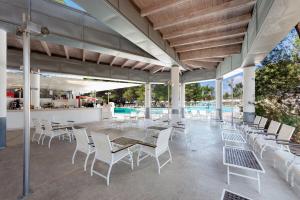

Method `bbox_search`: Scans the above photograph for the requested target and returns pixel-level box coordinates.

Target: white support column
[180,83,185,118]
[243,66,256,123]
[0,29,7,149]
[215,78,223,121]
[171,65,180,122]
[22,21,31,198]
[30,69,40,109]
[145,83,151,119]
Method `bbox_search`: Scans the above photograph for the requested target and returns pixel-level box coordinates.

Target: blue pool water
[114,106,233,114]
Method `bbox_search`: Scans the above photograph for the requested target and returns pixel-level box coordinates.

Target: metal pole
[231,79,234,126]
[167,82,170,120]
[22,0,31,196]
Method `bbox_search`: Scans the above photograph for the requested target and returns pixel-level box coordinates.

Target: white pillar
[145,83,151,119]
[30,69,40,109]
[171,65,180,122]
[0,29,7,149]
[215,78,223,121]
[243,66,255,123]
[180,83,185,118]
[22,23,31,197]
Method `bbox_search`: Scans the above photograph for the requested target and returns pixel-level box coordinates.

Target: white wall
[7,108,102,130]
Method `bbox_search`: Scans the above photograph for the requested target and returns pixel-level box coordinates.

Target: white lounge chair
[256,124,295,159]
[273,144,300,182]
[72,128,95,171]
[241,115,261,133]
[245,117,268,140]
[249,120,281,148]
[171,122,191,148]
[137,128,172,174]
[290,156,300,187]
[31,119,44,144]
[90,132,133,186]
[41,120,67,149]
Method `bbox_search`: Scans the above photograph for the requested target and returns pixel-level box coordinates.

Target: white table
[221,189,252,200]
[222,131,246,147]
[223,146,265,193]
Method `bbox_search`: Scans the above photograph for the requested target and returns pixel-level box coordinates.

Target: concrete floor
[1,119,300,200]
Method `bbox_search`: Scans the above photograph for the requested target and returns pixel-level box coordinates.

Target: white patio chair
[72,128,95,171]
[249,120,281,148]
[241,115,261,133]
[256,124,295,159]
[137,128,172,174]
[290,154,300,187]
[245,117,268,140]
[171,122,191,148]
[41,120,68,149]
[90,132,133,186]
[31,119,44,144]
[273,144,300,182]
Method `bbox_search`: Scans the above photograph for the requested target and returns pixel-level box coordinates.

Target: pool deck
[0,119,299,200]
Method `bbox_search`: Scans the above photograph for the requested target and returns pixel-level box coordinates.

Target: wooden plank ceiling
[6,34,166,73]
[131,0,255,71]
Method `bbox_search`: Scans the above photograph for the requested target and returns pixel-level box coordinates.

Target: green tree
[223,92,230,99]
[135,86,145,105]
[256,60,300,98]
[233,83,243,98]
[123,87,137,103]
[152,84,168,103]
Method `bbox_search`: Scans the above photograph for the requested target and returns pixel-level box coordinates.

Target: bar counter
[7,107,102,130]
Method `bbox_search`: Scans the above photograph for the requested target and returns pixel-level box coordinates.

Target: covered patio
[1,120,300,200]
[0,0,300,199]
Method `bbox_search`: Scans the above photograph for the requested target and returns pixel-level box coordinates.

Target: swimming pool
[114,106,234,114]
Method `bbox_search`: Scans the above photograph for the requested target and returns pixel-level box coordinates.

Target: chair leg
[72,149,77,164]
[42,134,46,145]
[156,157,161,175]
[290,171,295,187]
[90,157,96,176]
[168,147,172,163]
[37,134,43,144]
[137,150,141,167]
[31,133,36,142]
[84,153,90,171]
[286,163,294,182]
[107,164,113,186]
[130,153,134,171]
[48,136,53,149]
[260,145,266,159]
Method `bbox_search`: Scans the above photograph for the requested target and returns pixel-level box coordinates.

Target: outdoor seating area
[219,115,300,197]
[0,0,300,199]
[1,117,300,200]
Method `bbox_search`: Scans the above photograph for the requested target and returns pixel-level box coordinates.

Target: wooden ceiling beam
[40,41,51,56]
[82,49,86,62]
[141,0,188,17]
[170,28,246,47]
[121,59,129,68]
[153,0,256,30]
[163,14,251,40]
[175,37,244,52]
[183,61,217,69]
[194,58,224,63]
[63,45,69,59]
[142,63,153,70]
[131,61,140,69]
[151,66,165,74]
[110,56,118,66]
[97,53,102,64]
[180,45,242,61]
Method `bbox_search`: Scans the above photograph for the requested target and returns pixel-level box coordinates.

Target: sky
[59,0,85,11]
